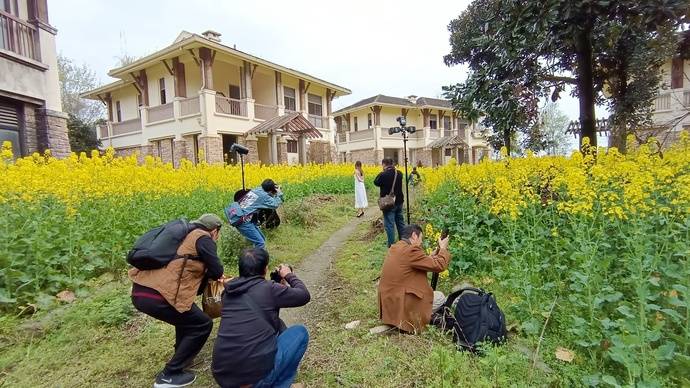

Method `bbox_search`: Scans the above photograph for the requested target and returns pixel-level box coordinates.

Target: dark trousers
[132,296,213,374]
[383,204,405,247]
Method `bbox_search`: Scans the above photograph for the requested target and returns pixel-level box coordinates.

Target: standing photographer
[225,179,284,249]
[374,158,405,247]
[212,248,310,388]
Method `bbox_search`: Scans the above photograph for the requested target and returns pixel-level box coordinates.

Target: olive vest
[129,229,210,312]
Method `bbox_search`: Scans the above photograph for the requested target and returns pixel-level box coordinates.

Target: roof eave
[80,80,133,100]
[107,35,351,95]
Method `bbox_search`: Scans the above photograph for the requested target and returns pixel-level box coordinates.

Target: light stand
[230,144,250,201]
[389,116,416,224]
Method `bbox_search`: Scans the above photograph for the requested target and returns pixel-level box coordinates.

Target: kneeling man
[212,248,310,388]
[378,224,451,333]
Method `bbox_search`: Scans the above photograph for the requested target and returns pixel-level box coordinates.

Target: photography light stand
[389,116,416,224]
[230,144,250,200]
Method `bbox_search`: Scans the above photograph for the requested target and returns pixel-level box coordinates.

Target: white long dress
[354,172,368,209]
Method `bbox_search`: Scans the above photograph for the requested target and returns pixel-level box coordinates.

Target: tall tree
[444,0,689,151]
[67,114,101,154]
[58,54,105,125]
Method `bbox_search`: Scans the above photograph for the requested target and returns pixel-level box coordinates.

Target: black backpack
[126,219,192,270]
[434,287,507,352]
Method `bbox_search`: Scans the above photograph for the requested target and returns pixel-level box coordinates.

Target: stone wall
[37,108,70,158]
[307,140,333,164]
[22,105,39,154]
[198,135,223,164]
[173,139,188,168]
[182,135,196,164]
[241,135,259,164]
[348,148,383,165]
[414,148,432,168]
[160,138,173,164]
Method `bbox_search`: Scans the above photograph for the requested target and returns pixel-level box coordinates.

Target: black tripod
[389,116,416,224]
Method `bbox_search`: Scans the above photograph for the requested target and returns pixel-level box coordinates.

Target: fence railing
[308,114,329,129]
[0,11,40,61]
[215,96,247,117]
[428,129,441,139]
[111,118,141,136]
[147,103,174,123]
[655,94,672,111]
[254,103,279,120]
[179,96,200,116]
[337,132,347,143]
[350,128,374,141]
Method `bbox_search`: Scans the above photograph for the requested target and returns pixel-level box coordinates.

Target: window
[429,114,438,129]
[284,87,296,111]
[287,140,298,153]
[0,100,21,158]
[443,116,451,130]
[367,113,372,128]
[159,78,167,105]
[354,116,358,131]
[2,0,18,16]
[115,101,122,122]
[671,58,684,89]
[229,85,241,100]
[307,93,322,116]
[445,148,452,157]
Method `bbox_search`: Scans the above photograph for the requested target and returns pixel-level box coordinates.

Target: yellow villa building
[333,94,490,166]
[82,30,351,166]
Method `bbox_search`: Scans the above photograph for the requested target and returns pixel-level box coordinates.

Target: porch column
[275,71,284,107]
[298,80,307,114]
[242,61,253,99]
[269,131,278,164]
[105,93,113,121]
[298,135,308,165]
[172,57,187,97]
[198,89,218,135]
[199,47,214,90]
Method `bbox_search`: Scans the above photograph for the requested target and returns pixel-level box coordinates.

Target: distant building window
[159,78,167,105]
[443,116,451,130]
[671,58,684,89]
[367,113,372,128]
[429,114,437,129]
[0,100,21,158]
[284,87,296,111]
[445,148,452,157]
[354,116,358,131]
[287,140,298,153]
[115,101,122,122]
[229,85,241,100]
[308,93,322,116]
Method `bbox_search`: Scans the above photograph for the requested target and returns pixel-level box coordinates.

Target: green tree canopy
[444,0,689,153]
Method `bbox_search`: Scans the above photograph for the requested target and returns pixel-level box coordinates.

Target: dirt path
[281,205,379,326]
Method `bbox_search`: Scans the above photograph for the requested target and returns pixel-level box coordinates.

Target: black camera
[270,265,293,283]
[230,143,249,155]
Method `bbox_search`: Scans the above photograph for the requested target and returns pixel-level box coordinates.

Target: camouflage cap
[191,213,223,230]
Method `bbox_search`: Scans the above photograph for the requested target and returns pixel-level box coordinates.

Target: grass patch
[0,194,353,387]
[299,220,560,387]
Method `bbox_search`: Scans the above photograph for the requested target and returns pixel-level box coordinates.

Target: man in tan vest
[129,214,226,388]
[378,224,451,333]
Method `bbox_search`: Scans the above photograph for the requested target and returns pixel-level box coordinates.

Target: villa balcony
[215,95,247,117]
[0,11,40,62]
[254,103,279,121]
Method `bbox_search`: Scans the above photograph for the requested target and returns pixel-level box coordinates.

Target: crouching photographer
[212,248,310,388]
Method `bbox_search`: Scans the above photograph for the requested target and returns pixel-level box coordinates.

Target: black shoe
[153,370,196,388]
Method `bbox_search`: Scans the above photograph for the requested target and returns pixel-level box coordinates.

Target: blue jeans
[254,325,309,388]
[235,221,266,248]
[383,204,405,247]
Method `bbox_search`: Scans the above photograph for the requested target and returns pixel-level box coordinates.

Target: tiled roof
[333,94,452,115]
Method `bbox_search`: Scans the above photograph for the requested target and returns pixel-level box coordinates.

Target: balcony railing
[112,118,142,136]
[255,103,279,120]
[444,129,453,137]
[148,103,174,123]
[215,95,247,117]
[428,129,441,139]
[179,96,200,116]
[308,114,329,129]
[350,128,374,141]
[0,11,40,61]
[655,94,671,111]
[337,132,347,143]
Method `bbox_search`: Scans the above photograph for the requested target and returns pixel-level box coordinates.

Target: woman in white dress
[354,161,368,217]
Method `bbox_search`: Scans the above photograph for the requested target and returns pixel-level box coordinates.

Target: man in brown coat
[378,224,451,333]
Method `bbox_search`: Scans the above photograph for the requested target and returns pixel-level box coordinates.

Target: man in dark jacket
[374,157,405,247]
[212,248,310,388]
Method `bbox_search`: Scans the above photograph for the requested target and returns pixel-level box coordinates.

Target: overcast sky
[51,0,600,147]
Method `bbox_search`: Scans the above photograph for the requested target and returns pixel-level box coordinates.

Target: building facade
[83,30,350,166]
[333,95,489,166]
[0,0,69,158]
[650,56,689,147]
